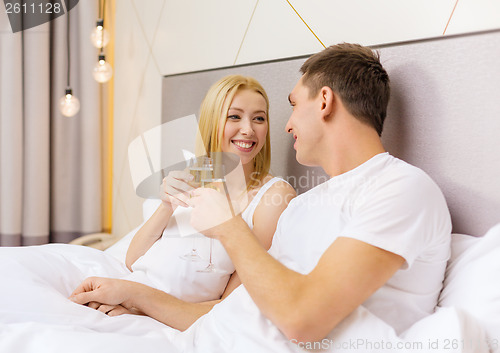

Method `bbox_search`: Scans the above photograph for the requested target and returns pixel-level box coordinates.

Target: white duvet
[0,227,498,353]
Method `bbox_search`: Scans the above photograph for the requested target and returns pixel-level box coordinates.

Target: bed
[1,29,500,352]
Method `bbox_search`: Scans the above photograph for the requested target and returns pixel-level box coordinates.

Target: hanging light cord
[102,0,106,22]
[66,4,70,88]
[98,0,106,23]
[98,0,103,19]
[99,0,106,56]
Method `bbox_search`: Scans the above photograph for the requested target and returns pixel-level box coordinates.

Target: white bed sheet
[0,244,181,352]
[0,226,498,352]
[169,284,487,353]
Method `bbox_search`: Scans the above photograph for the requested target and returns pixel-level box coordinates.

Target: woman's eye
[254,116,266,122]
[227,115,240,120]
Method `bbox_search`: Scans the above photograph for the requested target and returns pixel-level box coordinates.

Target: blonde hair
[196,75,271,189]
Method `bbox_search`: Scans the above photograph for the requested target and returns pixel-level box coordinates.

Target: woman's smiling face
[219,88,268,167]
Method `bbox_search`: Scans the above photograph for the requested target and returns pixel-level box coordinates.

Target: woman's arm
[125,170,194,270]
[251,180,296,249]
[72,181,296,330]
[70,277,216,331]
[125,203,174,270]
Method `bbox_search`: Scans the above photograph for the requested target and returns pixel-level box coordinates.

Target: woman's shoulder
[257,174,296,202]
[260,174,293,189]
[250,175,296,229]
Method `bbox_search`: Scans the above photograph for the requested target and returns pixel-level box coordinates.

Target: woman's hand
[69,277,141,314]
[86,303,142,317]
[187,187,236,238]
[161,170,195,209]
[71,276,216,330]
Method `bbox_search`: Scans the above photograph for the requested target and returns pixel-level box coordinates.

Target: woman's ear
[319,86,335,121]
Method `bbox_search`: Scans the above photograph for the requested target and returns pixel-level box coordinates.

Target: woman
[70,75,296,330]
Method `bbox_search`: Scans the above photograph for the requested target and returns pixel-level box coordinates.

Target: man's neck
[322,114,386,177]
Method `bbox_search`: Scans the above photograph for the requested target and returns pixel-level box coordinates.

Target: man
[71,43,451,349]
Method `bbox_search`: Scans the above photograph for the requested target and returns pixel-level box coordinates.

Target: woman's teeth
[233,141,253,149]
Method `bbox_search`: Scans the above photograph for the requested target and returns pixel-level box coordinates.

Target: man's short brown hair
[300,43,390,136]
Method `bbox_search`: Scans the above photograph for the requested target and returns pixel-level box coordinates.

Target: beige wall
[112,0,500,237]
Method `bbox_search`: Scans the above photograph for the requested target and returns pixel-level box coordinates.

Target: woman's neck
[242,162,256,185]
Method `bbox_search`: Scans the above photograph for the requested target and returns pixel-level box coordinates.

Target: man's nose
[285,117,293,134]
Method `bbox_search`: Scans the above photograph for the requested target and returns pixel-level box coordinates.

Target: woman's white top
[124,177,285,303]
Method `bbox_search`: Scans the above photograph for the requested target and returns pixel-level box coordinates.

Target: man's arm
[210,216,404,342]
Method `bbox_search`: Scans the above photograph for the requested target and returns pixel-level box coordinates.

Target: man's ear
[319,86,335,121]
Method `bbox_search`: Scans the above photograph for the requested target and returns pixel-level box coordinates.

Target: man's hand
[187,187,236,238]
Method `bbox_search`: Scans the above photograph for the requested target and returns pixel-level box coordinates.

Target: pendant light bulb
[90,19,110,48]
[93,54,113,83]
[59,88,80,117]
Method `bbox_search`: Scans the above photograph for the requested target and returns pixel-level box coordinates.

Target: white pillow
[439,224,500,349]
[105,199,162,262]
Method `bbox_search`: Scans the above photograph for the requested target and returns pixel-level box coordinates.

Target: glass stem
[208,239,213,264]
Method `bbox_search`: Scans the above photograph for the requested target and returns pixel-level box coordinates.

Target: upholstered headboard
[162,29,500,237]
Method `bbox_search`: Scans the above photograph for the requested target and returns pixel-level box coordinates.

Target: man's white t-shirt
[269,152,451,333]
[175,153,452,351]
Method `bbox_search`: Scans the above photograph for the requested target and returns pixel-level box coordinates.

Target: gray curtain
[0,1,105,246]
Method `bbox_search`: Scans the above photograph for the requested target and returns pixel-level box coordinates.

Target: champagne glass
[197,154,234,273]
[180,236,204,262]
[179,156,210,262]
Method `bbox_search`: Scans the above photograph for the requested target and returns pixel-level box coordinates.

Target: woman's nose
[239,119,254,135]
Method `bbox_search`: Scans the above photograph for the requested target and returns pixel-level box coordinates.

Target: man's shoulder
[364,155,447,211]
[378,155,439,189]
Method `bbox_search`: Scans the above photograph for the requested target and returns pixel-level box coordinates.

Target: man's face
[285,77,323,167]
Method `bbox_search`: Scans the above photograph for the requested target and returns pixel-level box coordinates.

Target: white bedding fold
[0,244,489,353]
[0,245,178,336]
[0,322,180,353]
[173,285,488,353]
